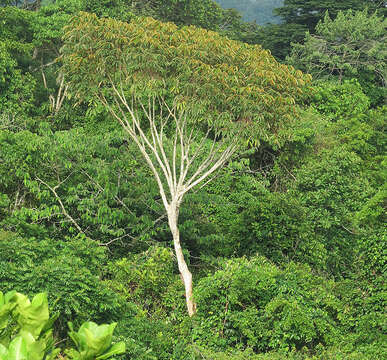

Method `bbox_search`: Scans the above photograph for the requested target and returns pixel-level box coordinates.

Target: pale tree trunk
[168,204,196,316]
[97,93,238,317]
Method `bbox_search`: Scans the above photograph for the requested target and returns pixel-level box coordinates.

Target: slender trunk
[168,206,196,316]
[338,69,343,84]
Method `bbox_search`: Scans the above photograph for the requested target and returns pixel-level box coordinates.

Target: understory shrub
[106,245,186,318]
[193,256,341,352]
[0,231,124,336]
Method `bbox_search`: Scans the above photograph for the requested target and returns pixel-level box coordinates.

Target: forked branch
[98,88,239,316]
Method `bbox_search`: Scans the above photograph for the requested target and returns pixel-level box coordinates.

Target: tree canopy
[275,0,385,31]
[288,9,387,84]
[259,0,387,59]
[61,12,310,145]
[288,9,387,106]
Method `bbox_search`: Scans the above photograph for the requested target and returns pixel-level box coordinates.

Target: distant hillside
[215,0,283,24]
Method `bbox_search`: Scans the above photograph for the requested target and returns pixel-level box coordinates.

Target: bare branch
[36,176,84,234]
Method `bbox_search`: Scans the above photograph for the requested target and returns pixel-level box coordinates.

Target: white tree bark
[168,204,195,316]
[98,89,238,316]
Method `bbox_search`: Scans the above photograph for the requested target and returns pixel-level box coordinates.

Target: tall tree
[262,0,386,59]
[275,0,384,31]
[61,12,309,315]
[288,10,387,94]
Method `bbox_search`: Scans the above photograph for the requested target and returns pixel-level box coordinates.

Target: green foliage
[258,0,386,59]
[0,126,165,251]
[61,12,311,146]
[180,165,326,269]
[107,246,185,317]
[82,0,134,22]
[0,6,35,46]
[288,9,387,104]
[114,307,189,360]
[0,290,125,360]
[194,256,340,352]
[0,1,385,359]
[66,321,125,360]
[289,148,370,275]
[310,80,370,120]
[193,256,385,358]
[254,23,307,60]
[333,277,386,358]
[275,0,383,31]
[0,291,59,360]
[106,247,192,360]
[309,81,386,161]
[146,0,226,31]
[0,232,123,336]
[0,41,35,115]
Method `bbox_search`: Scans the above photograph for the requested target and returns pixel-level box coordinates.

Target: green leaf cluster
[194,257,341,352]
[288,9,387,94]
[0,232,124,337]
[67,322,125,360]
[0,291,59,360]
[0,291,125,360]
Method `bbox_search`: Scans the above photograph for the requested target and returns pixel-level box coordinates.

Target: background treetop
[287,9,387,105]
[275,0,386,31]
[61,12,311,146]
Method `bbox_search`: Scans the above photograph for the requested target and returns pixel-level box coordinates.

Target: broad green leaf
[7,337,28,360]
[0,343,8,360]
[68,322,123,360]
[15,293,49,338]
[96,342,126,360]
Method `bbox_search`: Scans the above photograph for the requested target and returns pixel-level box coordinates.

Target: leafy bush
[106,246,195,360]
[193,256,340,352]
[308,81,385,161]
[0,127,166,256]
[181,166,326,269]
[289,148,371,275]
[310,80,370,120]
[107,246,185,318]
[114,306,186,360]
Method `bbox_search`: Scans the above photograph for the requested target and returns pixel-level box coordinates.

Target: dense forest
[0,0,386,359]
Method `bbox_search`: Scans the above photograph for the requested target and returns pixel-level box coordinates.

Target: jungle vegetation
[0,1,386,359]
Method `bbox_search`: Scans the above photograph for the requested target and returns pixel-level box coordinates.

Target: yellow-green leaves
[12,293,50,339]
[0,292,60,360]
[0,291,125,360]
[67,322,125,360]
[61,12,311,145]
